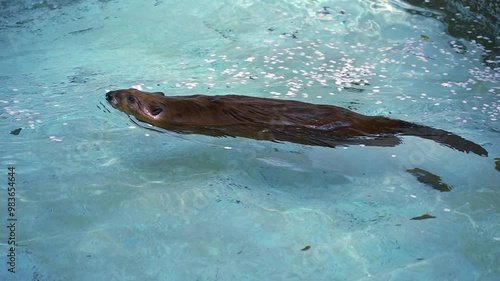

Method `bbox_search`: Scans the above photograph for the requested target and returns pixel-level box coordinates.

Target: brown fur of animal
[105,88,487,156]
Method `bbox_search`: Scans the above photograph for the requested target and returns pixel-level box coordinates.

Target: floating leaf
[421,34,430,41]
[407,168,452,192]
[301,245,311,251]
[10,128,22,135]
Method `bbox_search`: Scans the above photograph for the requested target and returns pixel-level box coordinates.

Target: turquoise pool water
[1,0,499,280]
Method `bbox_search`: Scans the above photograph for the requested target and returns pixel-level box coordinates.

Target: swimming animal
[105,88,488,156]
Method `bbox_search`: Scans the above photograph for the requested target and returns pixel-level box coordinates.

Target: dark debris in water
[343,87,364,93]
[495,158,500,172]
[319,6,330,15]
[410,214,436,220]
[281,30,299,39]
[407,168,452,192]
[10,128,22,135]
[301,245,311,251]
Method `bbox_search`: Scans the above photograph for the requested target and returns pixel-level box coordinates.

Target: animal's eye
[127,95,136,104]
[151,107,163,116]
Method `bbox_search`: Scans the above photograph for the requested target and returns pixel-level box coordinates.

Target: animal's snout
[105,91,114,101]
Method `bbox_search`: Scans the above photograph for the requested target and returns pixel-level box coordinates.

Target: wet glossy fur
[105,88,487,156]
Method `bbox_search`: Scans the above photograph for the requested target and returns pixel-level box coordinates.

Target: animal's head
[105,88,167,124]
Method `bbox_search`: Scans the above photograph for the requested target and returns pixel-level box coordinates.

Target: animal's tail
[397,121,488,156]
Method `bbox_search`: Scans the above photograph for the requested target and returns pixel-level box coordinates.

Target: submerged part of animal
[105,88,488,156]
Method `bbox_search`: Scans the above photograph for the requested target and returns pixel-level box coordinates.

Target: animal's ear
[151,92,165,96]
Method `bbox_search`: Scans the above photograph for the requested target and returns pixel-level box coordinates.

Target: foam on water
[1,0,499,280]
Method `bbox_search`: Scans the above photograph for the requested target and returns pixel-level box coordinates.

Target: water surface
[1,0,499,280]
